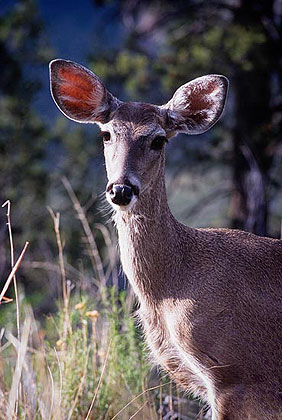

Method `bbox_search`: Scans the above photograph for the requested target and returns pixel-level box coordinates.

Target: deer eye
[101,131,111,142]
[150,136,167,151]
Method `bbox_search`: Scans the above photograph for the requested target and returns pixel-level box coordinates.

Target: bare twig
[0,242,29,304]
[67,346,90,420]
[177,386,181,420]
[22,261,95,285]
[7,318,31,419]
[94,223,118,286]
[2,201,20,340]
[85,339,112,420]
[169,381,173,417]
[178,186,231,221]
[111,380,172,420]
[47,207,71,339]
[159,381,162,420]
[47,365,54,420]
[47,208,67,303]
[1,201,25,419]
[54,347,63,409]
[129,401,148,419]
[62,176,106,286]
[0,296,13,304]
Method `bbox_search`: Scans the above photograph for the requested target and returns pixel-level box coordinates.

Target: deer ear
[49,59,120,124]
[163,75,229,135]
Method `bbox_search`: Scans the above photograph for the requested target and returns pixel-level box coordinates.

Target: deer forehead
[98,102,167,141]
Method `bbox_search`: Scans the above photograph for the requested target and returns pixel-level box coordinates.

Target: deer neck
[114,173,181,304]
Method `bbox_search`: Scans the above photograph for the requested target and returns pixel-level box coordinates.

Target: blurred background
[0,1,282,418]
[1,0,282,316]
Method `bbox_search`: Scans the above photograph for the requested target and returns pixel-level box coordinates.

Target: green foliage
[2,2,281,416]
[1,283,207,419]
[90,0,281,236]
[53,289,150,418]
[224,25,266,70]
[0,288,153,419]
[0,1,110,298]
[0,197,205,419]
[1,0,282,340]
[0,0,52,247]
[106,290,147,394]
[89,50,154,101]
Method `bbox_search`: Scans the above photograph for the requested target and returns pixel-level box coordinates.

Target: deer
[49,59,282,420]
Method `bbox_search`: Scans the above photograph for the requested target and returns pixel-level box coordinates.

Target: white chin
[106,195,138,212]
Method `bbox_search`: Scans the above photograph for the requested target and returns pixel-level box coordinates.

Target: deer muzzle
[106,182,140,210]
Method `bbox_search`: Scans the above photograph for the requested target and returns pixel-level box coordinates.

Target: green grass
[0,287,162,419]
[0,193,205,419]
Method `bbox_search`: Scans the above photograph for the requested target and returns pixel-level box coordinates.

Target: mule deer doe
[49,59,282,420]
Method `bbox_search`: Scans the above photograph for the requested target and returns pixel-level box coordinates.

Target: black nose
[109,184,134,206]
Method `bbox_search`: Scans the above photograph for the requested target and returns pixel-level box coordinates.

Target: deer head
[49,59,228,212]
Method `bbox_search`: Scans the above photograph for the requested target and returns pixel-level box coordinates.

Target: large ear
[162,75,229,135]
[49,59,120,123]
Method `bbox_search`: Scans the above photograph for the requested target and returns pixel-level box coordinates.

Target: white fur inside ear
[164,75,229,135]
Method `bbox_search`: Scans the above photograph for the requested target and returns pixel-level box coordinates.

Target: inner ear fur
[163,75,229,135]
[49,59,120,123]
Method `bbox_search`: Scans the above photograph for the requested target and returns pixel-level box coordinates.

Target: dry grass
[0,194,205,420]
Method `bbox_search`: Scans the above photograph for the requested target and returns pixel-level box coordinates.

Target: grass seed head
[86,310,99,320]
[56,339,64,347]
[75,301,85,311]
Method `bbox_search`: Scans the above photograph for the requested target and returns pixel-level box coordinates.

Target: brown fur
[49,59,282,420]
[114,175,282,420]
